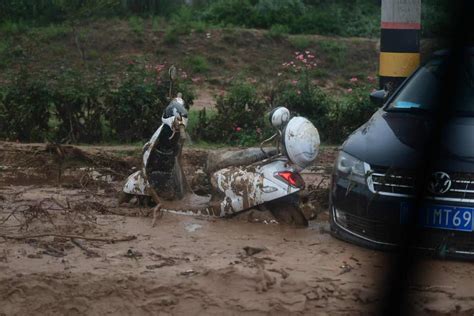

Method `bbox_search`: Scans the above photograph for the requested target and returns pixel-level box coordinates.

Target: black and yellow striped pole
[380,0,421,92]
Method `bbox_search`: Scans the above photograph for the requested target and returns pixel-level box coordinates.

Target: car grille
[343,213,474,253]
[369,167,416,197]
[345,213,401,244]
[368,167,474,203]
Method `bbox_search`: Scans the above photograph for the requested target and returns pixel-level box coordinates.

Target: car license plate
[400,203,474,232]
[423,205,473,232]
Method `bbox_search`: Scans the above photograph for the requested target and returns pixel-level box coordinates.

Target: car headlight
[336,151,369,184]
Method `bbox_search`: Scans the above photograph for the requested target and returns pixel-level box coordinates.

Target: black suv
[330,49,474,259]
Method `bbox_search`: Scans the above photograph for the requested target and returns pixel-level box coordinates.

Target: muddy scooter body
[120,103,320,226]
[120,96,189,204]
[209,109,320,225]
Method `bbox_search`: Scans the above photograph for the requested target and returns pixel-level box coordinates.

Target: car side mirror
[370,89,387,107]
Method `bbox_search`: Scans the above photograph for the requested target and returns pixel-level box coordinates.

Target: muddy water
[0,143,473,315]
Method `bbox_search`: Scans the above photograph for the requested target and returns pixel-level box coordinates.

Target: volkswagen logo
[428,171,452,195]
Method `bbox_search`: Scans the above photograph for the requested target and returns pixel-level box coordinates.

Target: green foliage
[274,76,378,143]
[129,16,145,35]
[0,0,454,39]
[0,70,52,141]
[255,0,305,29]
[318,39,347,67]
[163,26,180,45]
[324,85,378,143]
[151,15,161,33]
[266,24,290,40]
[27,24,70,42]
[274,76,332,133]
[203,0,256,27]
[194,82,269,146]
[0,63,195,143]
[0,20,29,35]
[289,35,313,50]
[185,55,210,73]
[192,21,207,33]
[49,69,107,143]
[104,63,195,142]
[421,0,452,38]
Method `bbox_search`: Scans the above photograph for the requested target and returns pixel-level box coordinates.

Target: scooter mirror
[269,107,290,129]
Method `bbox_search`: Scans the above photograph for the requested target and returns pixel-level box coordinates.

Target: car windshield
[387,54,474,115]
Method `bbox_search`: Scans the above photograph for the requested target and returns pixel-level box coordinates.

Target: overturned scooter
[120,102,320,226]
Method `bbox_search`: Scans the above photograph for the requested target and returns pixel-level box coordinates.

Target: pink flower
[296,54,304,61]
[307,54,315,59]
[350,77,358,83]
[305,50,310,54]
[367,75,375,82]
[347,88,353,93]
[235,127,242,132]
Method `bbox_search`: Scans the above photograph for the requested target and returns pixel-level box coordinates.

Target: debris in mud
[180,269,198,276]
[0,233,137,243]
[255,266,276,293]
[268,268,290,279]
[71,238,100,258]
[42,244,66,258]
[243,246,267,256]
[26,253,43,259]
[146,262,173,270]
[125,249,143,259]
[338,261,354,275]
[184,222,202,232]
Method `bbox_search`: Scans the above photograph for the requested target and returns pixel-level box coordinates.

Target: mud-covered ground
[0,142,473,315]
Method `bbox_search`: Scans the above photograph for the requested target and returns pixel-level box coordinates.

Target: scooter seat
[205,147,277,174]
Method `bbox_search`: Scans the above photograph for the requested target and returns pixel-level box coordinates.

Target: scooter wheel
[262,194,308,227]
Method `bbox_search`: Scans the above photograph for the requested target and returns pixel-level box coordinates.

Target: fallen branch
[0,233,136,243]
[71,238,100,257]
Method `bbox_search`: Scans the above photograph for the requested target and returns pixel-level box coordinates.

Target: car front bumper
[329,175,474,260]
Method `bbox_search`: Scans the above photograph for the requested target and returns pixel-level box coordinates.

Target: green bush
[203,0,256,27]
[0,70,52,141]
[324,85,377,143]
[289,35,313,50]
[129,15,144,35]
[168,6,196,35]
[49,70,107,143]
[273,76,332,133]
[265,74,379,144]
[104,63,195,142]
[266,24,290,40]
[0,63,195,144]
[163,26,180,45]
[185,55,209,73]
[255,0,305,29]
[318,39,347,67]
[194,81,270,146]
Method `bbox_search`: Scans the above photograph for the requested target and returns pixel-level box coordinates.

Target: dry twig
[0,233,136,243]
